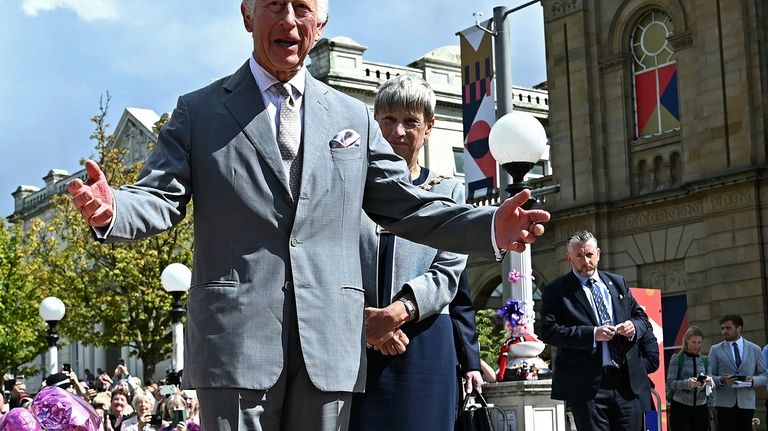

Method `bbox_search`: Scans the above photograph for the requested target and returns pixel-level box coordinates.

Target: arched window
[631,10,680,138]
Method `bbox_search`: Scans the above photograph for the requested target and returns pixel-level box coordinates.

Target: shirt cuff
[593,327,597,348]
[491,210,505,261]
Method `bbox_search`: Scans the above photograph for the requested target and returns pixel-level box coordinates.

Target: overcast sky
[0,0,546,217]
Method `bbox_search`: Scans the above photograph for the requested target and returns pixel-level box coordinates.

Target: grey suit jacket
[102,61,496,393]
[360,171,467,318]
[709,338,768,409]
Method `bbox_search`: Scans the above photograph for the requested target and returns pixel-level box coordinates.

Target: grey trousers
[196,291,352,431]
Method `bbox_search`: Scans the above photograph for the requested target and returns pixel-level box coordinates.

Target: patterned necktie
[273,83,302,198]
[732,342,742,367]
[588,278,623,367]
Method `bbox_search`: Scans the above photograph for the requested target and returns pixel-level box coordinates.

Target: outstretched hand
[494,189,550,253]
[66,160,114,227]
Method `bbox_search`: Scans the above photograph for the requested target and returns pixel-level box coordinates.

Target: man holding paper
[709,314,768,431]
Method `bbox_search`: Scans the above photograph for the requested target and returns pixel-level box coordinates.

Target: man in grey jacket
[65,0,550,430]
[709,314,768,431]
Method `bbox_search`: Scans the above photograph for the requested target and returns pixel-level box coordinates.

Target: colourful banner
[458,20,497,201]
[634,63,680,137]
[631,287,667,431]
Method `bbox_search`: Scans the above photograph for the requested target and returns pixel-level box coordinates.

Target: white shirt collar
[248,55,306,98]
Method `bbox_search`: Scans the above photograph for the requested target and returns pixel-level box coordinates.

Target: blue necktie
[732,342,742,367]
[588,278,622,367]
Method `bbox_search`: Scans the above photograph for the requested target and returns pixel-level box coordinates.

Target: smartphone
[117,359,125,366]
[734,375,747,381]
[159,385,177,396]
[16,375,25,385]
[172,409,188,426]
[62,363,71,373]
[148,414,163,426]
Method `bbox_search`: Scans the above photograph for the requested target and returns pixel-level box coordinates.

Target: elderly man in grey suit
[65,0,550,430]
[709,314,768,431]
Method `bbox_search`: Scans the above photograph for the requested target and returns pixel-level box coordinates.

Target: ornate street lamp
[39,296,66,375]
[489,110,549,378]
[161,263,191,374]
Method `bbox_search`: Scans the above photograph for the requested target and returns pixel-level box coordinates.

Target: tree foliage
[25,95,193,378]
[0,220,48,376]
[475,308,506,367]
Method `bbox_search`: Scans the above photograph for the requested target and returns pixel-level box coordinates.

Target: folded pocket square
[330,129,361,148]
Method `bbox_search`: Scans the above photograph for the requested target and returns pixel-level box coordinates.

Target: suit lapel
[299,76,331,194]
[223,61,291,195]
[568,273,599,326]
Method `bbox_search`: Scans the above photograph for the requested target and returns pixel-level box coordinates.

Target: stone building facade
[531,0,768,380]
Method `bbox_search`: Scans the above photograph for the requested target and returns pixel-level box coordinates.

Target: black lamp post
[161,263,191,375]
[39,296,66,375]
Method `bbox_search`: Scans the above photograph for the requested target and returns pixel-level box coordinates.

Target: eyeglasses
[378,117,424,132]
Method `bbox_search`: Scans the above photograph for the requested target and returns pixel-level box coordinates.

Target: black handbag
[459,389,507,431]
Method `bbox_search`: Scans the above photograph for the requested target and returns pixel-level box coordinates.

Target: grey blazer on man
[359,171,467,317]
[709,338,768,409]
[101,61,496,393]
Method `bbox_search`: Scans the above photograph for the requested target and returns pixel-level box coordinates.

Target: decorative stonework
[598,53,631,72]
[668,30,694,50]
[639,260,687,292]
[543,0,583,22]
[706,189,754,211]
[611,202,703,231]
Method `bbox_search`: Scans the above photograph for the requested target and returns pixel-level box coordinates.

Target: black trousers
[569,367,643,431]
[715,406,753,431]
[669,400,709,431]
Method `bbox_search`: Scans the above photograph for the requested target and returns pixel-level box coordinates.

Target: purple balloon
[0,408,43,431]
[32,386,102,431]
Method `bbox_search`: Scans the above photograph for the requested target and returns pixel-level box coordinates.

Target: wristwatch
[398,297,417,322]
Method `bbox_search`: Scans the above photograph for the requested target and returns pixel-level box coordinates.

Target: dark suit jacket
[540,270,651,402]
[450,272,481,372]
[637,328,660,411]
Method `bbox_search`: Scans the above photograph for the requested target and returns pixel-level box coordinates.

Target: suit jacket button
[290,238,298,247]
[285,194,293,203]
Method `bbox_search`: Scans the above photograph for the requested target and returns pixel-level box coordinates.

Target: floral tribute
[496,298,541,381]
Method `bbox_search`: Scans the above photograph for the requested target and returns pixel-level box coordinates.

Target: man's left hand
[615,320,636,338]
[494,189,550,253]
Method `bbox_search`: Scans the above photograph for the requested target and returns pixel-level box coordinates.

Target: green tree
[0,219,48,376]
[26,95,193,379]
[475,308,506,367]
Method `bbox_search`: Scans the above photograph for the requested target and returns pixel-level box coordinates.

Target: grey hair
[567,230,598,249]
[242,0,329,23]
[131,390,155,411]
[374,75,436,121]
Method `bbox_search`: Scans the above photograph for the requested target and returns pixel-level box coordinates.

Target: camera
[62,363,71,373]
[117,359,125,366]
[696,372,707,383]
[734,375,747,381]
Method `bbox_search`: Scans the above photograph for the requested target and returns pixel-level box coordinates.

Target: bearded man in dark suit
[540,230,651,431]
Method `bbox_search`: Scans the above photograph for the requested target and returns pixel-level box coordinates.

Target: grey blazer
[709,338,768,409]
[101,61,496,393]
[360,171,467,318]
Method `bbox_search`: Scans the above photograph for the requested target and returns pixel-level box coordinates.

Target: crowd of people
[0,363,200,431]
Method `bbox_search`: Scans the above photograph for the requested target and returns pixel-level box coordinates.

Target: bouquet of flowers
[496,298,542,381]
